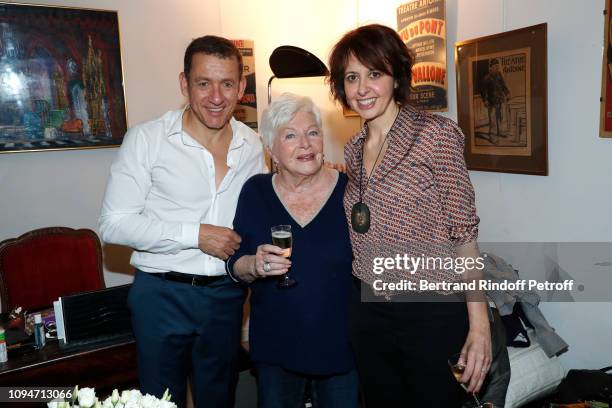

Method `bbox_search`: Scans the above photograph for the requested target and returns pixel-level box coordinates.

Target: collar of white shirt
[165,105,252,154]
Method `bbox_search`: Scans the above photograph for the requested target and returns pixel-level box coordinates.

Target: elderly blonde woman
[226,93,358,408]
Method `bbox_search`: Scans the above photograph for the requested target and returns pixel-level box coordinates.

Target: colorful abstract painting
[0,3,126,153]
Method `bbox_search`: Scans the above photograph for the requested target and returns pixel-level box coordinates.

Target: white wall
[1,0,610,370]
[218,0,363,164]
[0,0,220,285]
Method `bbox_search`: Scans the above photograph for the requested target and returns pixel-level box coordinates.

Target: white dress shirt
[99,108,265,276]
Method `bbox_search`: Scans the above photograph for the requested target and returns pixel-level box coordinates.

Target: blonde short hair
[260,93,322,148]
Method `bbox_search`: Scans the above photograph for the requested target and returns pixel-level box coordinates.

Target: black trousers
[349,280,470,408]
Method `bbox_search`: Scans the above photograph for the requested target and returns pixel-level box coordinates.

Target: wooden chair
[0,227,105,312]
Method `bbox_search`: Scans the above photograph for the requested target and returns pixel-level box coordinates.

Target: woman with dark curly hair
[328,24,492,407]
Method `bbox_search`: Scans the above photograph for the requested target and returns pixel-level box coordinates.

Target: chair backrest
[0,227,105,312]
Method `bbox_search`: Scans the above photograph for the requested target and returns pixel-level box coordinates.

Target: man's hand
[198,224,241,260]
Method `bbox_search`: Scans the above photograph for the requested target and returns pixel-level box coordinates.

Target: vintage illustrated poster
[232,39,257,130]
[601,0,612,137]
[468,49,531,156]
[455,23,547,175]
[397,0,447,111]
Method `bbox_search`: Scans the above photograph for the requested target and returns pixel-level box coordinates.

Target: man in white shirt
[99,36,264,408]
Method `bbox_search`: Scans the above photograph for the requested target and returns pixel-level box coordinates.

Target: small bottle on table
[33,314,46,349]
[0,328,8,362]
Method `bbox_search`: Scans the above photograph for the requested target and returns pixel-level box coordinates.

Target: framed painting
[601,0,612,137]
[0,3,127,153]
[455,23,547,175]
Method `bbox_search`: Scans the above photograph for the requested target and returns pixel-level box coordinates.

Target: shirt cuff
[180,222,200,249]
[450,224,479,246]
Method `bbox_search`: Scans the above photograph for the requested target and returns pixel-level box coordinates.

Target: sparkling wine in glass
[271,225,296,288]
[451,362,466,382]
[448,353,492,408]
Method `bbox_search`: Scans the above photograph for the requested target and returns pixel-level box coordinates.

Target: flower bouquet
[48,386,177,408]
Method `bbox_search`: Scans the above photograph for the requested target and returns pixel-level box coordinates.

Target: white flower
[127,390,142,404]
[111,389,120,405]
[119,389,141,405]
[47,402,59,408]
[60,387,175,408]
[120,390,131,404]
[123,401,140,408]
[77,387,97,408]
[161,389,171,402]
[140,394,160,408]
[158,401,177,408]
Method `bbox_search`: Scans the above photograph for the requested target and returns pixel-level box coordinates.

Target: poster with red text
[397,0,447,111]
[232,39,258,130]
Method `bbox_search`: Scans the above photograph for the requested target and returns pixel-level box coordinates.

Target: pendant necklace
[351,130,391,234]
[351,107,400,233]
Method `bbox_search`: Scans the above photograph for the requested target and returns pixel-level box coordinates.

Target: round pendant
[351,202,371,233]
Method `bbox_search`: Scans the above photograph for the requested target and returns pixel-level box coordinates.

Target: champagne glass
[448,353,493,408]
[271,225,296,288]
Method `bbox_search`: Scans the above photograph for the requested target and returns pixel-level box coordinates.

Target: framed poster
[397,0,448,111]
[232,39,257,130]
[0,3,127,153]
[455,23,547,175]
[342,106,360,117]
[601,0,612,137]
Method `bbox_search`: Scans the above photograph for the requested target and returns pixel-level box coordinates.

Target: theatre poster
[397,0,448,111]
[232,39,258,130]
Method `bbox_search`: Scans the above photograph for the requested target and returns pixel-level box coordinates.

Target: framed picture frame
[342,106,360,117]
[0,3,127,154]
[455,23,547,175]
[601,0,612,137]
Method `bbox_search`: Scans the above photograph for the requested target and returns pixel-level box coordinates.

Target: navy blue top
[228,172,354,375]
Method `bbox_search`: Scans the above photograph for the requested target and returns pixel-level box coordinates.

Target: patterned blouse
[343,105,479,292]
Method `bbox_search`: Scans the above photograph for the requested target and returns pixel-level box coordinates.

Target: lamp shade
[269,45,329,78]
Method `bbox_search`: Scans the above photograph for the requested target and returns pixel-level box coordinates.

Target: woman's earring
[394,81,399,89]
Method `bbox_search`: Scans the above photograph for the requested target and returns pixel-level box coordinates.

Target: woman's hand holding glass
[459,326,492,394]
[232,245,291,284]
[254,244,292,278]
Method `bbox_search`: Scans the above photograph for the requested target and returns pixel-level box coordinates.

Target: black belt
[153,272,225,286]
